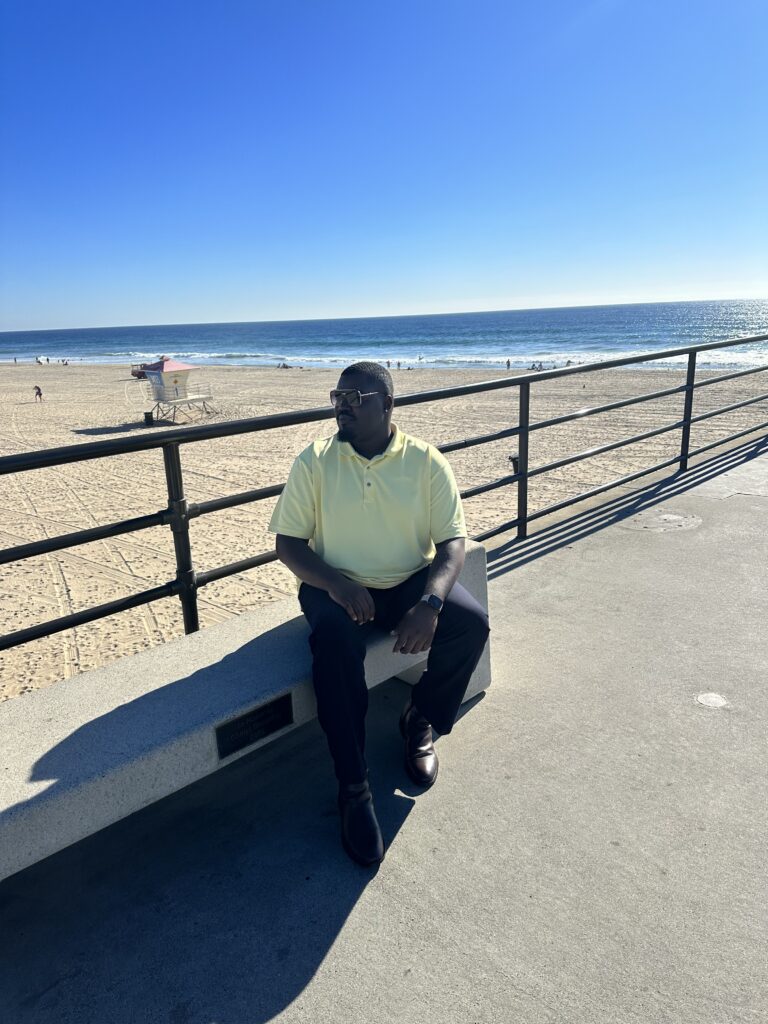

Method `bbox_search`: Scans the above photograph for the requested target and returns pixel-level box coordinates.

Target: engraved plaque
[216,693,294,759]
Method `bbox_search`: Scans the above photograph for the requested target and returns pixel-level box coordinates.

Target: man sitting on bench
[269,361,490,867]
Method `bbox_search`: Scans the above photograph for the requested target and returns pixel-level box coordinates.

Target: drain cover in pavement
[696,693,729,709]
[618,509,702,532]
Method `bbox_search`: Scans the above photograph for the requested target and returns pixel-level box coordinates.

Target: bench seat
[0,541,490,881]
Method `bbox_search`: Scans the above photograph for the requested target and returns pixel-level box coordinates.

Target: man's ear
[385,395,394,412]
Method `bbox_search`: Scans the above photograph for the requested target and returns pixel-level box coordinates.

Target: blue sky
[1,0,767,330]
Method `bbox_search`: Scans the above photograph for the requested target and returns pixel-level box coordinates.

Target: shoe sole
[341,832,384,867]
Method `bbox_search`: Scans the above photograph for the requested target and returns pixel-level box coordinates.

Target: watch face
[426,594,443,611]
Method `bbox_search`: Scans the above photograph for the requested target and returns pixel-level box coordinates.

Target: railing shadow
[0,678,416,1023]
[72,423,148,435]
[486,433,768,580]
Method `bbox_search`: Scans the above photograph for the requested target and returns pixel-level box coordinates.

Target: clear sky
[1,0,767,331]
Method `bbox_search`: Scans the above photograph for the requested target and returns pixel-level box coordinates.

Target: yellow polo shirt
[268,423,466,588]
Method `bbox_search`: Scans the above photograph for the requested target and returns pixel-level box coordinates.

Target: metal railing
[1,332,767,653]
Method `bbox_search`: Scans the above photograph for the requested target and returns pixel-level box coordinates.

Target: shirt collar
[337,422,404,461]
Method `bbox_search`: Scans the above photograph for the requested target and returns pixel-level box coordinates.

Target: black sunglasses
[329,389,384,408]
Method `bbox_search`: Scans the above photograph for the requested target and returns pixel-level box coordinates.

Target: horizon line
[2,294,766,336]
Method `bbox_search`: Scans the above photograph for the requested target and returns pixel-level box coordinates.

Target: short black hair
[340,361,394,397]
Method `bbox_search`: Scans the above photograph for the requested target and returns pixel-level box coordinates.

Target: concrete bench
[0,540,491,882]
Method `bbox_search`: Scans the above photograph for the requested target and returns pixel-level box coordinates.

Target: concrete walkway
[1,438,766,1024]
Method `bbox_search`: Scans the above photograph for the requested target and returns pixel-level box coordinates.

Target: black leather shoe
[399,698,439,788]
[338,781,384,866]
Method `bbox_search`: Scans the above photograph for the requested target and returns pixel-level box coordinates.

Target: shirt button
[366,482,371,487]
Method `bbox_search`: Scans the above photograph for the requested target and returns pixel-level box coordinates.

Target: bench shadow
[0,676,417,1023]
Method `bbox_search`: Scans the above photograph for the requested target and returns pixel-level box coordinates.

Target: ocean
[2,299,767,372]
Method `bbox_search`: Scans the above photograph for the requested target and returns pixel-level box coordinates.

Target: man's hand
[328,578,376,624]
[391,602,439,654]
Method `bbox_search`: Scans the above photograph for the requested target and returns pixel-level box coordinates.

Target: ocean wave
[3,301,765,373]
[3,346,767,371]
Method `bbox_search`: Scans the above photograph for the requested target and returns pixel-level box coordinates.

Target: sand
[1,360,766,700]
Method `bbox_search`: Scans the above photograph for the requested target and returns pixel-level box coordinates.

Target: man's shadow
[0,656,419,1023]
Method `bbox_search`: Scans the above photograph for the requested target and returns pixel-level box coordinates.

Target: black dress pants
[298,565,490,784]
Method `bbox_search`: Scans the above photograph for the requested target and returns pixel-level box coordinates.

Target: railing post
[517,381,530,539]
[679,351,697,472]
[163,443,200,633]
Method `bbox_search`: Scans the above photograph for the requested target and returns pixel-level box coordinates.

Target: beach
[1,360,766,700]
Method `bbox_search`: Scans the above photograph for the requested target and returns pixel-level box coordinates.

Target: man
[269,362,489,866]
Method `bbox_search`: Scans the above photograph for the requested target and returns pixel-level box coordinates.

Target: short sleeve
[429,448,466,543]
[268,452,316,539]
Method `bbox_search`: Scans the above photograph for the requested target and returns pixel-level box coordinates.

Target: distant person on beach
[396,361,401,370]
[506,359,511,370]
[270,361,489,866]
[33,385,43,402]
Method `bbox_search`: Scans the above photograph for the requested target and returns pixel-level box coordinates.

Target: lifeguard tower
[141,357,216,422]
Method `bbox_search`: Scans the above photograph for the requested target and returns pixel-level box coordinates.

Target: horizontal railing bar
[0,582,178,652]
[692,363,768,389]
[441,382,692,454]
[686,391,768,426]
[475,453,687,544]
[460,473,521,500]
[195,551,279,587]
[528,417,685,478]
[190,483,285,518]
[472,515,522,542]
[192,462,528,544]
[477,422,768,545]
[527,422,768,525]
[525,382,688,435]
[0,510,166,566]
[526,454,686,524]
[0,406,338,476]
[439,425,523,453]
[6,420,767,650]
[384,334,768,407]
[686,418,768,461]
[19,416,764,609]
[195,468,523,578]
[3,332,768,477]
[77,385,762,533]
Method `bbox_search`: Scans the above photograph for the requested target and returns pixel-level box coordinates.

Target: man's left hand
[391,602,439,654]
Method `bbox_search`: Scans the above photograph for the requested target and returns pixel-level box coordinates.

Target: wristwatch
[420,594,444,614]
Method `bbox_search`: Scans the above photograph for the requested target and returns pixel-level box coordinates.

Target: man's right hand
[328,578,376,624]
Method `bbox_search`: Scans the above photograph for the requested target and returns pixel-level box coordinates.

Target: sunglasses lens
[331,390,360,407]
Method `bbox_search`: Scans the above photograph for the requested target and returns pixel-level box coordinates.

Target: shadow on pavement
[0,682,416,1024]
[486,434,768,580]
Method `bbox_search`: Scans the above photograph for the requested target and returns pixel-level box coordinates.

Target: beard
[337,421,355,442]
